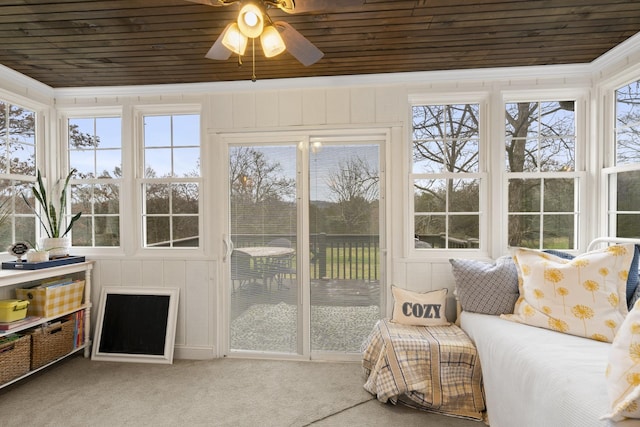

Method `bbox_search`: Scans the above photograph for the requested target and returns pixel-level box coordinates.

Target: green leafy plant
[21,169,82,238]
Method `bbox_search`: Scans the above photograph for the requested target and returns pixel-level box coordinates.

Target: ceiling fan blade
[281,0,365,14]
[185,0,234,6]
[276,21,323,66]
[205,24,233,60]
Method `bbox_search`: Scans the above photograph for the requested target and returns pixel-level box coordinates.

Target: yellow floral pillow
[604,299,640,420]
[501,244,633,342]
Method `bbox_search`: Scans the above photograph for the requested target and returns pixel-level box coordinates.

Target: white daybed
[454,238,640,427]
[460,311,640,427]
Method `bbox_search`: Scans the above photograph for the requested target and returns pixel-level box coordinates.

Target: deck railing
[232,233,380,281]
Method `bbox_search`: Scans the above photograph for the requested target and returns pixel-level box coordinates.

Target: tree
[324,155,379,234]
[229,146,296,236]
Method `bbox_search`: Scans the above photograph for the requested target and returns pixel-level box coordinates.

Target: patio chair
[265,238,296,290]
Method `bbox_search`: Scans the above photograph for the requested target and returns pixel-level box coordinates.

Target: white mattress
[460,311,640,427]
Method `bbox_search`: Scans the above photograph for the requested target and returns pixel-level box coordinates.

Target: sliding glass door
[228,144,299,354]
[309,141,382,353]
[226,134,384,358]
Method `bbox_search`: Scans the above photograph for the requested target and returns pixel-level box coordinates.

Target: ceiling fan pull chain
[252,38,257,82]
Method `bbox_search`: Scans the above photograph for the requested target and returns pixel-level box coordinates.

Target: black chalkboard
[99,294,170,355]
[92,287,179,364]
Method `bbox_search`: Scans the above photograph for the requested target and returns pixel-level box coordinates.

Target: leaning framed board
[92,287,179,364]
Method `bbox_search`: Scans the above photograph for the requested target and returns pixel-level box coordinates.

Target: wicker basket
[29,318,74,369]
[0,334,31,385]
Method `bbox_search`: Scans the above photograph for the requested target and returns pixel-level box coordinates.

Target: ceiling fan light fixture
[221,23,248,55]
[260,25,286,57]
[237,3,264,38]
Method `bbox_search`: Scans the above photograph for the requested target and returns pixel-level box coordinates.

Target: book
[0,316,42,331]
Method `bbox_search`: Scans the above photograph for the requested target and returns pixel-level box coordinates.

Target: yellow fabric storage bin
[0,300,29,323]
[15,280,84,318]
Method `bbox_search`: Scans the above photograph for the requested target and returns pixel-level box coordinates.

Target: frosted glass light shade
[260,26,286,57]
[222,23,248,55]
[238,3,264,38]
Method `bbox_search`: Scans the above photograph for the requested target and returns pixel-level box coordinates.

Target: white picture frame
[92,287,179,364]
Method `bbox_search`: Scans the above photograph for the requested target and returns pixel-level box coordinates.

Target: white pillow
[604,299,640,420]
[390,286,449,326]
[501,244,633,342]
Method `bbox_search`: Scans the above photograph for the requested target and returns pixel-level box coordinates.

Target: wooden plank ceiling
[1,0,639,88]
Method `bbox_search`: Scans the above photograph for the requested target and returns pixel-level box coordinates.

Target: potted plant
[21,169,82,258]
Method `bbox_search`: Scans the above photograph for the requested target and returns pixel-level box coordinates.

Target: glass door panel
[309,143,382,353]
[228,145,299,354]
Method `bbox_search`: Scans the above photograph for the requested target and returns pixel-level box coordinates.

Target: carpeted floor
[0,356,481,427]
[230,303,380,353]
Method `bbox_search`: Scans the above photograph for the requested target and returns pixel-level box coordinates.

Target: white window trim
[133,104,204,257]
[500,89,590,253]
[407,92,490,257]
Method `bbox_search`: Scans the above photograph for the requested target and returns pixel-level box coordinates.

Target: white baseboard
[174,345,217,360]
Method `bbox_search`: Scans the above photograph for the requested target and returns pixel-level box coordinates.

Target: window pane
[172,183,198,214]
[145,148,172,177]
[544,178,575,212]
[615,81,640,166]
[95,216,120,246]
[96,149,121,178]
[70,150,95,178]
[145,183,170,214]
[414,179,445,212]
[412,104,480,174]
[144,116,171,147]
[173,115,200,147]
[146,216,170,246]
[94,184,120,215]
[173,147,200,177]
[617,214,640,238]
[540,137,575,172]
[449,215,479,247]
[173,216,198,243]
[617,170,640,211]
[414,214,445,246]
[449,179,479,212]
[509,178,540,213]
[508,214,540,248]
[93,219,118,244]
[543,215,574,249]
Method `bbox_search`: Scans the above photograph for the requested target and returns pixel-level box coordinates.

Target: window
[505,100,579,249]
[142,113,200,248]
[411,103,482,249]
[68,116,122,247]
[0,100,37,248]
[605,79,640,238]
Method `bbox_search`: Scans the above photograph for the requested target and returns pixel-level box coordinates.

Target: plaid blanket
[361,319,485,420]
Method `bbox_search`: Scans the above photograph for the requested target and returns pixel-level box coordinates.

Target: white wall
[2,33,640,359]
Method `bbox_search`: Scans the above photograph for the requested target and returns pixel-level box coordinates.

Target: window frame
[408,92,490,256]
[500,89,588,254]
[62,108,124,250]
[600,73,640,239]
[134,105,203,254]
[0,94,47,250]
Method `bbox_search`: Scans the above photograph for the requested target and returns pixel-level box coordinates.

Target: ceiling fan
[187,0,363,67]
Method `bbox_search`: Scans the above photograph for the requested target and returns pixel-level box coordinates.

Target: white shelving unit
[0,260,94,388]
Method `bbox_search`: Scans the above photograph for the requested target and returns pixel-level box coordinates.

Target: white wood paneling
[326,88,350,124]
[278,89,303,126]
[302,89,327,125]
[255,91,279,127]
[350,87,376,124]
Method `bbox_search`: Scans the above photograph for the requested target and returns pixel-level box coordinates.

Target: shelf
[0,261,94,388]
[0,303,92,337]
[0,343,90,390]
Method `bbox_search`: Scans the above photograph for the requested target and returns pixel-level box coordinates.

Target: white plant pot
[39,237,71,258]
[26,250,49,263]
